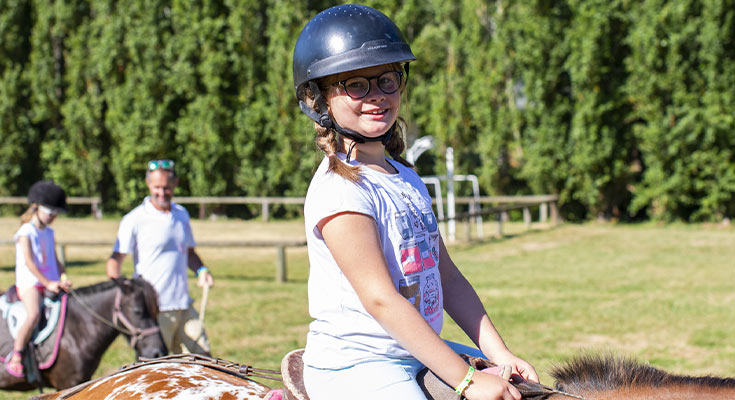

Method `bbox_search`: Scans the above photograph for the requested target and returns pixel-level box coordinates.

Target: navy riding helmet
[28,180,67,212]
[292,4,415,146]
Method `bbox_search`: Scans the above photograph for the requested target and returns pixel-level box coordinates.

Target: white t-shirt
[14,223,60,289]
[113,197,195,311]
[303,154,443,369]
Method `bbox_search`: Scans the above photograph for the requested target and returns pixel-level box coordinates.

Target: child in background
[293,4,538,399]
[6,180,72,378]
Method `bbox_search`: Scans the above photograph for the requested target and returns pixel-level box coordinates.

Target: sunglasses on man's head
[147,159,175,171]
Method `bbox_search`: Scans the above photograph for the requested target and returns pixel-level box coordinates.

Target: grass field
[0,216,733,398]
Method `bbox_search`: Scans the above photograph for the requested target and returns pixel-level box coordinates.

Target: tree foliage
[1,0,732,221]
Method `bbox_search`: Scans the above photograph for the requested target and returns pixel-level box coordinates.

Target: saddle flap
[281,349,309,400]
[5,285,19,303]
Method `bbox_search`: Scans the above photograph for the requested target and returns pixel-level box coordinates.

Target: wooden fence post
[523,207,531,228]
[91,199,102,219]
[496,212,503,237]
[275,245,286,283]
[540,203,548,223]
[262,201,270,222]
[57,244,66,267]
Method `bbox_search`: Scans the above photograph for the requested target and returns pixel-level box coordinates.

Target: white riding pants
[303,340,484,399]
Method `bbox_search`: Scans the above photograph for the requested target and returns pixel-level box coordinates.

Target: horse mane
[137,278,160,319]
[551,354,735,394]
[72,277,159,318]
[71,279,118,296]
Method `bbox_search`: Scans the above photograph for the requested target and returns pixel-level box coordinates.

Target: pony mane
[71,279,118,296]
[137,277,160,319]
[551,354,735,394]
[72,277,159,318]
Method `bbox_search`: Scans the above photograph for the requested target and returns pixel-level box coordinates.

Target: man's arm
[188,248,213,287]
[106,252,127,279]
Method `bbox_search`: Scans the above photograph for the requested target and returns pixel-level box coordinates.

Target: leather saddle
[280,349,558,400]
[0,285,63,345]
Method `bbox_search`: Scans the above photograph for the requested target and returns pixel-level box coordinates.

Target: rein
[550,391,590,400]
[134,353,282,382]
[69,287,160,346]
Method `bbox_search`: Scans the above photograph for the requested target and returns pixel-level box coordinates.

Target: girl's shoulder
[15,222,35,235]
[14,222,37,241]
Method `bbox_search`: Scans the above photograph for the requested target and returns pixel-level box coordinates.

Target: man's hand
[197,270,214,288]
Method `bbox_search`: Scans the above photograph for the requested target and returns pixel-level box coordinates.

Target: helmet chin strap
[300,82,393,162]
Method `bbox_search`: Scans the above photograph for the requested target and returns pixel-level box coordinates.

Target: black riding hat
[293,4,415,149]
[28,180,67,212]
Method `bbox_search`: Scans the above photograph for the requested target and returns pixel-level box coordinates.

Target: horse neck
[68,286,123,354]
[552,386,735,400]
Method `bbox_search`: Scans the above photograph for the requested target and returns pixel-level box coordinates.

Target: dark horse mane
[551,354,735,393]
[71,277,159,319]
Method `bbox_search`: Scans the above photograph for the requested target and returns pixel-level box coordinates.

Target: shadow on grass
[214,273,307,284]
[454,224,563,250]
[65,260,100,268]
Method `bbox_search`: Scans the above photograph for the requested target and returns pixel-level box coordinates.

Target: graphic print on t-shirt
[37,235,49,273]
[394,189,443,322]
[395,211,411,240]
[423,273,440,316]
[400,239,423,275]
[396,191,440,277]
[416,237,435,269]
[398,275,421,311]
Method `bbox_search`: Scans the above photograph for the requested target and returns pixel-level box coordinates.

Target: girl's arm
[53,240,72,290]
[437,235,539,383]
[320,212,521,400]
[19,236,60,292]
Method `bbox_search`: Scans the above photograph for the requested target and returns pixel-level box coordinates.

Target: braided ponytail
[385,118,414,169]
[307,85,362,182]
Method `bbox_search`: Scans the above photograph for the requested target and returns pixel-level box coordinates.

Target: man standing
[106,159,213,355]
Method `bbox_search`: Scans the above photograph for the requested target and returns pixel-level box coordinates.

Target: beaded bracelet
[196,266,209,277]
[455,366,475,395]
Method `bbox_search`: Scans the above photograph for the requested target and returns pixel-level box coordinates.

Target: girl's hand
[59,273,72,291]
[45,281,62,294]
[491,352,539,383]
[463,370,522,400]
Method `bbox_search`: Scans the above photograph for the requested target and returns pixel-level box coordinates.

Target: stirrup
[5,350,24,378]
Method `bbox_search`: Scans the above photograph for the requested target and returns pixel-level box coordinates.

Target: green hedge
[1,0,733,221]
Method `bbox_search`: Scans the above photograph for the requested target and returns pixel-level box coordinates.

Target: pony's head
[113,277,167,359]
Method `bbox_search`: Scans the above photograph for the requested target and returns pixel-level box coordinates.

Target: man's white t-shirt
[303,154,443,369]
[14,223,60,289]
[114,197,195,311]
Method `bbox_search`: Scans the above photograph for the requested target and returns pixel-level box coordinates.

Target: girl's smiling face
[326,64,401,139]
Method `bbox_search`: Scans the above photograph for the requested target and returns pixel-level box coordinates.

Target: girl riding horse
[293,4,538,399]
[6,181,72,378]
